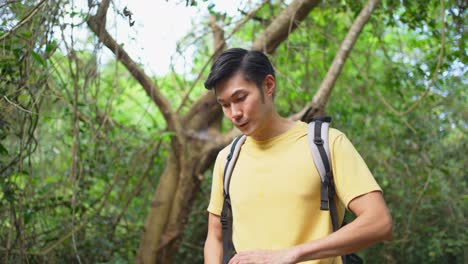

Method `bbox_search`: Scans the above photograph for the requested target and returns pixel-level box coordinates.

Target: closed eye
[233,95,246,103]
[218,93,247,108]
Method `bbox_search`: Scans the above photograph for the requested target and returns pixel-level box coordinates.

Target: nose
[230,104,242,121]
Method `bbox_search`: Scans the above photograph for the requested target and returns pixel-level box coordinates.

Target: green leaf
[45,41,57,53]
[31,51,45,66]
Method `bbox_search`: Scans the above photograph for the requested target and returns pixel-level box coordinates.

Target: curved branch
[186,0,319,129]
[346,55,417,133]
[348,0,445,121]
[252,0,320,53]
[0,0,46,41]
[175,15,228,114]
[87,0,183,140]
[209,15,227,60]
[293,0,382,121]
[180,0,270,117]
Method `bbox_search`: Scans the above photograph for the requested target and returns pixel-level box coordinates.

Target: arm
[228,191,392,264]
[292,191,392,262]
[204,213,223,264]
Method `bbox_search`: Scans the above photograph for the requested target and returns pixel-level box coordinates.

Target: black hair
[204,48,275,91]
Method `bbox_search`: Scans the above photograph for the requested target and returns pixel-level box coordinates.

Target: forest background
[0,0,466,263]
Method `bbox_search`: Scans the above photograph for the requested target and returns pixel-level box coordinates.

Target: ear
[263,74,276,98]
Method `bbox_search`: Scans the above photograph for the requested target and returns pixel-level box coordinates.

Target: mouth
[237,122,248,128]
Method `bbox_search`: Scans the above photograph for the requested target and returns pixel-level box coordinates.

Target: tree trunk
[87,0,381,262]
[134,1,320,263]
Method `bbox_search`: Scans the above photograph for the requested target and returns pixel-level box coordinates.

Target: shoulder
[300,121,344,139]
[328,127,355,152]
[329,127,346,142]
[215,136,244,164]
[215,144,230,164]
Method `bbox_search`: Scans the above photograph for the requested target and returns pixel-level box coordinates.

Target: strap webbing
[221,195,235,264]
[223,135,246,195]
[221,135,245,264]
[308,119,332,210]
[308,117,346,264]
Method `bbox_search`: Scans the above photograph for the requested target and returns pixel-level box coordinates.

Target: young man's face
[215,72,275,137]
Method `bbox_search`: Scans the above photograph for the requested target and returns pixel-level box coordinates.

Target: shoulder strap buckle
[314,137,324,145]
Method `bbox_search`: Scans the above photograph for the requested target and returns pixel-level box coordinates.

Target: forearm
[204,236,223,264]
[294,211,391,262]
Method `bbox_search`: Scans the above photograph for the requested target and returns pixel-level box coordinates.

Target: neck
[250,111,296,141]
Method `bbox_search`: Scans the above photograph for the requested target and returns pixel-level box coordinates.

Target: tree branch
[186,0,323,150]
[185,0,319,133]
[87,0,183,141]
[209,15,227,60]
[175,15,228,115]
[0,0,46,41]
[252,0,320,53]
[292,0,382,121]
[180,0,270,118]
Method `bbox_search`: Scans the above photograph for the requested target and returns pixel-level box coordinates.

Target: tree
[1,0,465,263]
[87,0,381,262]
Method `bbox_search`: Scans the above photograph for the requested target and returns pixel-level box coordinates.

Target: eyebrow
[217,89,246,103]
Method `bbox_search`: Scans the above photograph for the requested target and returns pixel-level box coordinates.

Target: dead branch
[238,7,269,23]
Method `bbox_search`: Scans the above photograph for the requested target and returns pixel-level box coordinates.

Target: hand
[227,248,298,264]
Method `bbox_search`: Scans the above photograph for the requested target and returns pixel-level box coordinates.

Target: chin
[237,125,251,135]
[243,130,252,136]
[241,126,256,137]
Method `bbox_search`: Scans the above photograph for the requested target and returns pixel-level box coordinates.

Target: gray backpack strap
[221,135,246,264]
[307,117,333,211]
[308,117,352,264]
[223,135,247,195]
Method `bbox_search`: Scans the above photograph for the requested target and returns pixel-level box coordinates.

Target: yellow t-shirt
[207,121,381,264]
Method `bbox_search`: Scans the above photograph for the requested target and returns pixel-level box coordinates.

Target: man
[203,48,392,264]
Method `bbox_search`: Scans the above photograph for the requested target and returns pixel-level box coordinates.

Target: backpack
[220,117,363,264]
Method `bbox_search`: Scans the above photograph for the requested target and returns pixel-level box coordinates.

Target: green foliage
[177,0,466,263]
[1,0,465,263]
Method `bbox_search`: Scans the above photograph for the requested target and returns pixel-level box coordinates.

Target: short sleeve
[330,130,382,208]
[207,148,228,216]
